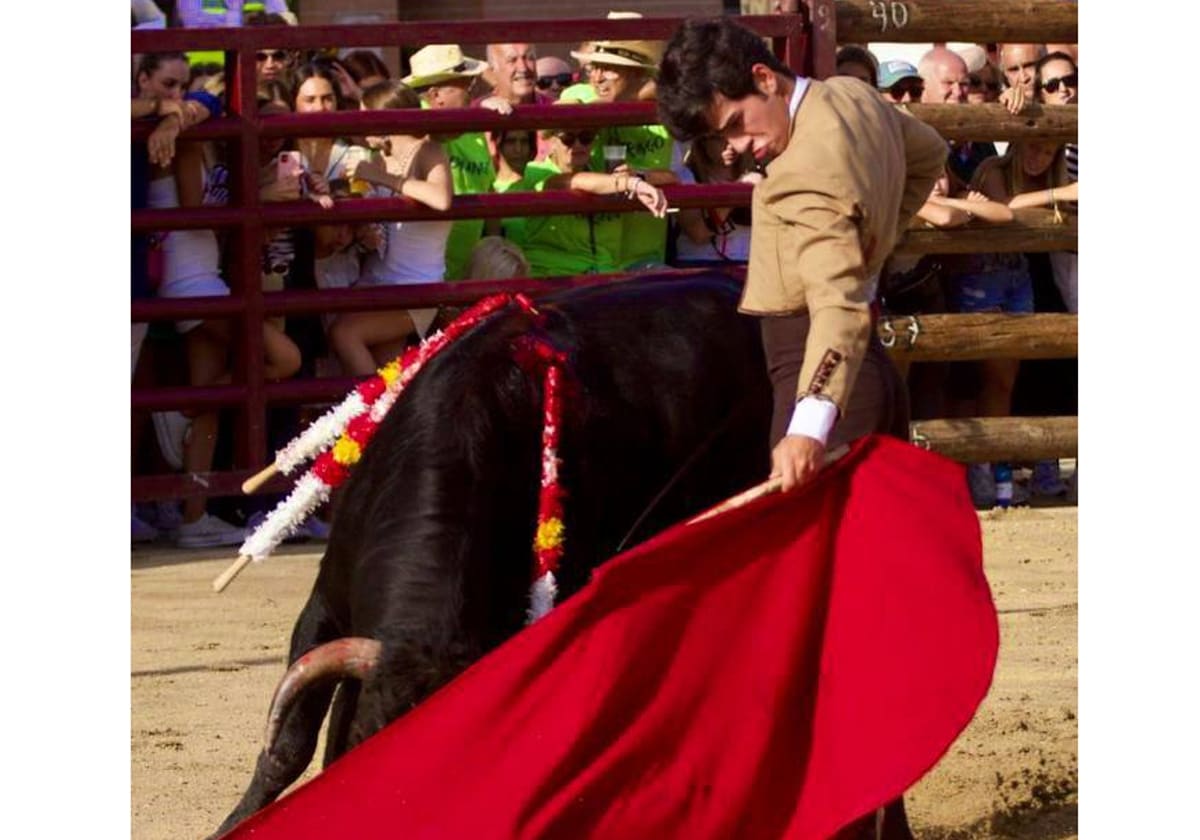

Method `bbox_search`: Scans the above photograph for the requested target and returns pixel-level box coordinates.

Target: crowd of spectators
[132,3,1078,545]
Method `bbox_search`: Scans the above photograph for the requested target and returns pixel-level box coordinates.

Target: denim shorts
[951,270,1034,314]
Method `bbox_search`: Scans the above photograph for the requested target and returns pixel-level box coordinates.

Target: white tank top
[359,215,452,285]
[358,141,451,285]
[148,168,222,285]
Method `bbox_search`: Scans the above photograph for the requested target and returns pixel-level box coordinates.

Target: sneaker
[154,500,184,536]
[132,512,159,544]
[967,463,996,509]
[176,513,246,549]
[152,411,192,470]
[1011,479,1031,507]
[1031,459,1068,498]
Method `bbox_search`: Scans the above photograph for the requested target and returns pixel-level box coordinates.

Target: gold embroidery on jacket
[805,349,844,396]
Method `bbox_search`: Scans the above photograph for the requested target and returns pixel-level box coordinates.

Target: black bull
[218,273,777,833]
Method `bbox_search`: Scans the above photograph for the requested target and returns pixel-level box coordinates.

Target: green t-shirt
[558,82,598,103]
[591,124,673,269]
[440,132,496,280]
[493,174,538,251]
[521,159,622,278]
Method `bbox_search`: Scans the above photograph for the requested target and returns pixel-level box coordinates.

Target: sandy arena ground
[131,505,1077,840]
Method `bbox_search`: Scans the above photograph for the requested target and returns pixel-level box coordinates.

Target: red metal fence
[131,4,1078,502]
[131,13,807,502]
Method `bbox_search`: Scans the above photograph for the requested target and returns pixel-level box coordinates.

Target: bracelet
[625,173,645,199]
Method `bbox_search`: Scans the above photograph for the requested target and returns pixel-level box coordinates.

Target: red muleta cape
[226,435,997,839]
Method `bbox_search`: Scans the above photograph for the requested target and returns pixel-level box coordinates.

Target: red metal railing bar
[230,46,268,468]
[132,102,667,142]
[133,266,733,321]
[131,183,755,231]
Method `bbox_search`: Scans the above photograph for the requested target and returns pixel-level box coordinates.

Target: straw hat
[402,44,487,89]
[571,12,662,72]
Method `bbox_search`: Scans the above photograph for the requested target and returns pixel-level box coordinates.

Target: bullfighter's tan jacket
[741,76,947,414]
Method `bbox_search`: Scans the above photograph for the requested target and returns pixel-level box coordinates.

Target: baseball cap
[877,59,921,90]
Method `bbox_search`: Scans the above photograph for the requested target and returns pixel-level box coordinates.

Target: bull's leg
[212,591,340,838]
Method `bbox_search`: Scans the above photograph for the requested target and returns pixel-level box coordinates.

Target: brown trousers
[761,313,910,449]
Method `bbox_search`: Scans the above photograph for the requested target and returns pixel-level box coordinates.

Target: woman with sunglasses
[520,126,667,277]
[534,56,575,102]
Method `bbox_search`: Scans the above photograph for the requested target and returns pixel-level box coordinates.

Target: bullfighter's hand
[770,434,826,493]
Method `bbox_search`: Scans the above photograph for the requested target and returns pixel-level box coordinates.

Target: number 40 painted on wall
[869,1,910,32]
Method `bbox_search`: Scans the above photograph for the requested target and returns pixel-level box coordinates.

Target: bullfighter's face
[705,64,794,165]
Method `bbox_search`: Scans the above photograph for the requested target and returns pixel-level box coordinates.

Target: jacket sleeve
[896,112,949,237]
[768,191,873,414]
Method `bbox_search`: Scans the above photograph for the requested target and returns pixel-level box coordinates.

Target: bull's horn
[264,637,382,749]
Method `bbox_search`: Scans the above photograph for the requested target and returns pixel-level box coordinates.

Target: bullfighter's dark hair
[656,17,793,142]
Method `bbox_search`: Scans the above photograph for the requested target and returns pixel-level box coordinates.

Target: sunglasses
[256,50,289,62]
[967,75,1003,93]
[886,80,924,99]
[1040,73,1078,94]
[556,131,596,147]
[536,72,574,90]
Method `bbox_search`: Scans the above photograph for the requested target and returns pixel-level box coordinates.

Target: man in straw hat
[657,18,947,507]
[402,43,498,280]
[567,16,680,269]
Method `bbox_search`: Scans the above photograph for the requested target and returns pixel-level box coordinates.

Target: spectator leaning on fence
[570,35,679,270]
[332,80,455,376]
[999,43,1045,99]
[520,120,667,277]
[402,44,498,281]
[1033,50,1078,315]
[137,52,244,548]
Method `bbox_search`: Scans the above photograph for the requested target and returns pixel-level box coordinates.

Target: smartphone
[277,151,303,180]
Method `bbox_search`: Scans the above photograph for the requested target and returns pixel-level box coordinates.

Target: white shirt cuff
[786,397,838,446]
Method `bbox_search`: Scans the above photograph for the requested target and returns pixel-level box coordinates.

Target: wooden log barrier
[897,208,1076,255]
[904,103,1077,145]
[833,0,1076,46]
[878,313,1077,362]
[909,416,1077,463]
